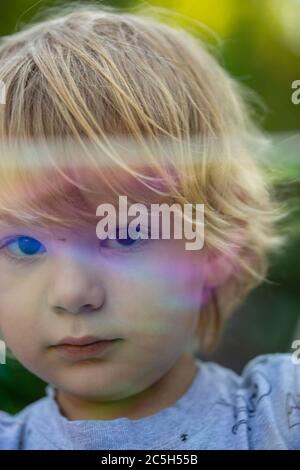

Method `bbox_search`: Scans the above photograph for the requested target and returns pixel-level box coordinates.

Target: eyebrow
[0,223,80,245]
[0,219,57,237]
[0,217,43,229]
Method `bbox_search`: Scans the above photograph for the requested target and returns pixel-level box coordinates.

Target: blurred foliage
[0,0,299,413]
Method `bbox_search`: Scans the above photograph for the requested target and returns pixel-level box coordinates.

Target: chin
[54,364,133,402]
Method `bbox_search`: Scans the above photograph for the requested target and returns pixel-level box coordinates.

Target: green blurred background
[0,0,299,414]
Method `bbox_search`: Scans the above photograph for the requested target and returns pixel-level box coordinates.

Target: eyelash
[0,235,47,264]
[0,226,151,262]
[100,225,151,253]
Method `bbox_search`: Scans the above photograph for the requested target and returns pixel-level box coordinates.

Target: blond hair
[0,3,287,352]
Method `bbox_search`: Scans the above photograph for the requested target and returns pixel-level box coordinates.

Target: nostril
[80,304,96,313]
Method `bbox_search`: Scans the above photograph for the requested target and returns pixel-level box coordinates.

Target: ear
[203,252,235,288]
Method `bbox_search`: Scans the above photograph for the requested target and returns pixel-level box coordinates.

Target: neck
[55,353,199,421]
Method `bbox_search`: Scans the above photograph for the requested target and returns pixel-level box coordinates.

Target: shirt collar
[34,358,208,450]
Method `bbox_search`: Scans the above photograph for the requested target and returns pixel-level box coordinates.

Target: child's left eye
[2,236,46,257]
[101,224,147,250]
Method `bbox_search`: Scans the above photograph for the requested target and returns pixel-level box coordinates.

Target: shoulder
[0,394,48,450]
[0,409,25,449]
[241,352,299,384]
[0,388,67,450]
[239,353,300,449]
[207,353,300,449]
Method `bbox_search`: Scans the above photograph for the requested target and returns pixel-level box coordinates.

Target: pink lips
[52,335,121,359]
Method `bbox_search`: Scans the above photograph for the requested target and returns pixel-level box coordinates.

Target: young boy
[0,4,299,450]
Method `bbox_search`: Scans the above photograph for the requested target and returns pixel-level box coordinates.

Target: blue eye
[101,224,145,250]
[3,236,46,257]
[115,224,140,246]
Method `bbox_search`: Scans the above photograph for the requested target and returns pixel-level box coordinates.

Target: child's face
[0,220,204,400]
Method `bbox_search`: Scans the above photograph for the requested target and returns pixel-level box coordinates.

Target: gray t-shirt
[0,353,299,450]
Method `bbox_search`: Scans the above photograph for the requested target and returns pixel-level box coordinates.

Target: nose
[47,245,105,315]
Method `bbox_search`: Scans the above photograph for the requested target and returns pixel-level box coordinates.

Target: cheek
[0,307,45,377]
[0,311,36,368]
[139,250,204,314]
[108,253,203,342]
[0,297,32,346]
[0,271,42,360]
[0,263,45,311]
